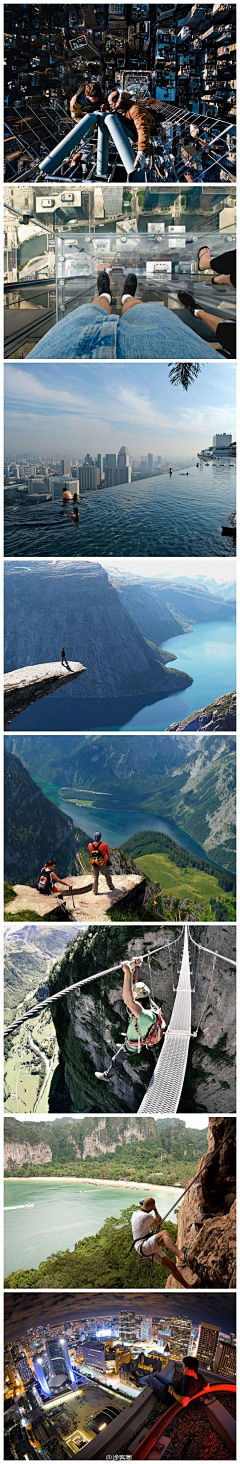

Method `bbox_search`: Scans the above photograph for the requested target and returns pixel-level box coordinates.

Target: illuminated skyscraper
[197,1324,220,1370]
[119,1313,142,1345]
[213,1341,236,1380]
[169,1317,191,1360]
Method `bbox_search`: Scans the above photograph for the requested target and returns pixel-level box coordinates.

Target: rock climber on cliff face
[130,1197,193,1289]
[95,958,166,1081]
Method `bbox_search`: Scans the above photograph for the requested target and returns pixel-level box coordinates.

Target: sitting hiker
[88,831,115,895]
[37,859,72,897]
[95,958,166,1082]
[130,1197,192,1289]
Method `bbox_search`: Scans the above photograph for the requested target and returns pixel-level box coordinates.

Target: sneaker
[178,290,197,316]
[122,272,138,298]
[95,1070,111,1081]
[97,270,111,297]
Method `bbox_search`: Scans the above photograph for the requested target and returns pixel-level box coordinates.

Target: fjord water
[4,460,236,557]
[14,618,236,731]
[4,1180,180,1276]
[124,620,236,730]
[33,778,219,865]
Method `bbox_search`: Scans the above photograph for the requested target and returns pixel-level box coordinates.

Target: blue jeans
[28,302,214,360]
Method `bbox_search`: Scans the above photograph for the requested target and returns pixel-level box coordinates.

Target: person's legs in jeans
[117,303,215,359]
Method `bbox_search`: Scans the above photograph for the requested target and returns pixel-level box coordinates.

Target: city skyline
[4,361,236,461]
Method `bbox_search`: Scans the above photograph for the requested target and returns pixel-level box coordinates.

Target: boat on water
[221,509,236,539]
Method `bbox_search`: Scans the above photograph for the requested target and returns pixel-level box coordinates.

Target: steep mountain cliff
[4,751,87,885]
[168,691,236,731]
[112,574,235,644]
[4,925,76,1021]
[4,561,192,703]
[166,1117,236,1289]
[4,1114,207,1176]
[34,922,236,1115]
[6,734,236,874]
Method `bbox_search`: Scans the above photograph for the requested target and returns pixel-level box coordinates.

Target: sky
[4,360,236,461]
[9,1113,208,1129]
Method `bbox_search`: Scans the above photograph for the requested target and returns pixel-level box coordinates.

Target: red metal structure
[131,1383,236,1458]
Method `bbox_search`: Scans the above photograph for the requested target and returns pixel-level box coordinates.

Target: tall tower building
[197,1324,220,1370]
[119,1313,142,1346]
[45,1337,75,1388]
[169,1316,192,1360]
[61,458,71,475]
[117,446,131,469]
[213,1341,236,1380]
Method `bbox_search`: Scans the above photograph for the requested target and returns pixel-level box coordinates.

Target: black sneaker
[178,290,196,316]
[123,273,138,297]
[97,270,111,297]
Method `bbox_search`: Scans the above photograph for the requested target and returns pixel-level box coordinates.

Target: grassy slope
[135,851,234,914]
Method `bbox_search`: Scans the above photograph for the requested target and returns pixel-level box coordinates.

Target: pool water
[4,461,236,558]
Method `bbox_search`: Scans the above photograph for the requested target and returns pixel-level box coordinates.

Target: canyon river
[4,1179,181,1276]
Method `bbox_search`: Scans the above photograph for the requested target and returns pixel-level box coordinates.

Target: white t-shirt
[131,1209,153,1252]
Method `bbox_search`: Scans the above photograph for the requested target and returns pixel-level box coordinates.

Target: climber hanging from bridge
[95,958,166,1082]
[129,1197,194,1290]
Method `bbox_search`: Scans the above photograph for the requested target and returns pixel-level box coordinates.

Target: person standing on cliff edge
[88,831,115,896]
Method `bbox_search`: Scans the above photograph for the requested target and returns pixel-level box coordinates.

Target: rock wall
[4,1141,52,1170]
[166,1117,236,1289]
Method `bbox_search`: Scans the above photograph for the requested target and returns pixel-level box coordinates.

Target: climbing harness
[4,932,184,1038]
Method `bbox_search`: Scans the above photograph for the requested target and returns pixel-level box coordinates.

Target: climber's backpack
[37,869,51,894]
[89,842,105,868]
[125,1004,165,1054]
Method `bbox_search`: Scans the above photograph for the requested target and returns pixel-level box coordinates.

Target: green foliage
[4,882,17,905]
[168,363,202,392]
[4,1205,178,1290]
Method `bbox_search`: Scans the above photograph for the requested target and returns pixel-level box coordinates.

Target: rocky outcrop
[4,1140,52,1169]
[4,661,86,729]
[4,561,193,703]
[81,1117,150,1159]
[167,691,236,732]
[166,1117,236,1289]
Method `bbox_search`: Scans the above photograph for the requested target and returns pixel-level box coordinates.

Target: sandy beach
[5,1176,183,1198]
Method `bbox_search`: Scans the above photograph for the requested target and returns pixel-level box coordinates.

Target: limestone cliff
[5,1140,52,1169]
[166,1117,236,1290]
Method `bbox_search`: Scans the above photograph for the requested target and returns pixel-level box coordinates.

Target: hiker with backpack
[130,1196,192,1289]
[37,859,72,899]
[88,831,115,896]
[95,958,166,1082]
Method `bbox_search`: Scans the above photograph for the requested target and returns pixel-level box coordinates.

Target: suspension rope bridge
[4,932,183,1039]
[189,931,236,964]
[138,926,192,1115]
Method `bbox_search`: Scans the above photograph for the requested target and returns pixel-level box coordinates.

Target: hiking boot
[122,273,138,299]
[178,290,197,316]
[97,270,111,298]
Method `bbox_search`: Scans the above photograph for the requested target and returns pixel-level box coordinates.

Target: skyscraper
[169,1316,192,1360]
[197,1324,220,1370]
[44,1338,75,1389]
[61,458,71,475]
[117,446,131,469]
